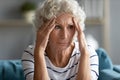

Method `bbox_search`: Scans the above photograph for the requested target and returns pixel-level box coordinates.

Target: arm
[77,49,91,80]
[73,18,91,80]
[34,48,50,80]
[34,17,56,80]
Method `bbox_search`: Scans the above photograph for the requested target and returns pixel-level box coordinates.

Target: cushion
[114,65,120,73]
[0,60,25,80]
[99,69,120,80]
[96,48,113,70]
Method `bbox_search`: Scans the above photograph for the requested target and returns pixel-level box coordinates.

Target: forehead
[55,13,73,24]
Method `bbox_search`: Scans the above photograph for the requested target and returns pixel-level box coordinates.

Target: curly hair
[33,0,86,31]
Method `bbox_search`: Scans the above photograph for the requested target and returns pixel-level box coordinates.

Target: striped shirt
[22,42,99,80]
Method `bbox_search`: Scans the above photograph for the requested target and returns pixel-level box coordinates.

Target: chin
[57,44,70,50]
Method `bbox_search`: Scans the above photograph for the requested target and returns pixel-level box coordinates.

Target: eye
[55,25,61,29]
[68,25,74,29]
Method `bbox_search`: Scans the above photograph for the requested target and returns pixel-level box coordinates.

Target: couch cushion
[96,48,113,70]
[113,65,120,73]
[98,69,120,80]
[0,60,25,80]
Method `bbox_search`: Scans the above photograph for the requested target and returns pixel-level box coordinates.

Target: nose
[61,29,68,39]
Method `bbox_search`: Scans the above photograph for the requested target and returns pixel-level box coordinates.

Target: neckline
[45,42,77,70]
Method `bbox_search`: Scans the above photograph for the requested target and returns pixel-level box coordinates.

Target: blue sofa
[0,48,120,80]
[96,48,120,80]
[0,60,25,80]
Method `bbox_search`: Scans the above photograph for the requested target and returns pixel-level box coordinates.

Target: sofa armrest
[98,69,120,80]
[113,65,120,73]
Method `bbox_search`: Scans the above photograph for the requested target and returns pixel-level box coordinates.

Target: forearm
[76,48,91,80]
[34,47,50,80]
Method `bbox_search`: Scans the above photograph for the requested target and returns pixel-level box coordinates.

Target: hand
[35,17,56,51]
[72,17,88,53]
[73,18,91,80]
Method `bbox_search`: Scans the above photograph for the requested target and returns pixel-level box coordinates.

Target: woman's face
[48,13,75,50]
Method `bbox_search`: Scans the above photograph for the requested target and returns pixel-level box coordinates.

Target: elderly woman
[22,0,99,80]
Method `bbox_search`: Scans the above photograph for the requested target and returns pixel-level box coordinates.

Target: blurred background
[0,0,120,64]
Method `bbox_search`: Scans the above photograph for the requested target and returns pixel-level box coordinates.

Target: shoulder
[74,41,98,57]
[21,45,35,80]
[74,42,97,53]
[22,45,35,61]
[88,45,97,54]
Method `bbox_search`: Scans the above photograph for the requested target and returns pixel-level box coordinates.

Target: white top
[22,42,99,80]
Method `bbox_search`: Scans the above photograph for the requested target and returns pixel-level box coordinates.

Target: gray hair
[33,0,86,31]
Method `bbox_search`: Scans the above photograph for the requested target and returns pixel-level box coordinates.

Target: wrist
[80,47,90,56]
[34,45,45,56]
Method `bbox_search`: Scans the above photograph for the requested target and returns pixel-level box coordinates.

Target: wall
[0,0,108,60]
[85,25,103,49]
[109,0,120,64]
[0,25,34,59]
[0,0,37,59]
[0,0,119,64]
[0,0,42,19]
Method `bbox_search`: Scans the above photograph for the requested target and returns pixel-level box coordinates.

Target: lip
[59,43,68,44]
[58,42,69,45]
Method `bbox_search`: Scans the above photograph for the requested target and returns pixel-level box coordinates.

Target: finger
[47,17,56,31]
[73,17,82,33]
[42,18,56,37]
[41,17,56,37]
[38,16,56,32]
[72,17,79,31]
[45,16,56,27]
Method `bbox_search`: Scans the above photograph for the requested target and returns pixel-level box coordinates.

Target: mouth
[57,42,69,45]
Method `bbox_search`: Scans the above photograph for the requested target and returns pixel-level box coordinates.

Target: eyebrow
[55,21,73,26]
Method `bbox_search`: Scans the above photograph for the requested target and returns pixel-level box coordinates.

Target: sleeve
[88,45,99,80]
[21,45,34,80]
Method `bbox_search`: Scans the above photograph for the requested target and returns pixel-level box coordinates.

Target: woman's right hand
[34,18,56,80]
[35,17,56,52]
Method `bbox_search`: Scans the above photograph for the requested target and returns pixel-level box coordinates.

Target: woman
[22,0,99,80]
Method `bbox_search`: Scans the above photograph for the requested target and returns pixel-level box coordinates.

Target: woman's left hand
[72,18,88,54]
[73,17,91,80]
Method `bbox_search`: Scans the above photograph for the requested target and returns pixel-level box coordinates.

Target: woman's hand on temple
[35,17,56,52]
[72,17,88,54]
[72,17,91,80]
[34,17,56,80]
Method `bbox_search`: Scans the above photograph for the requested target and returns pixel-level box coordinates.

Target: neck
[46,43,74,67]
